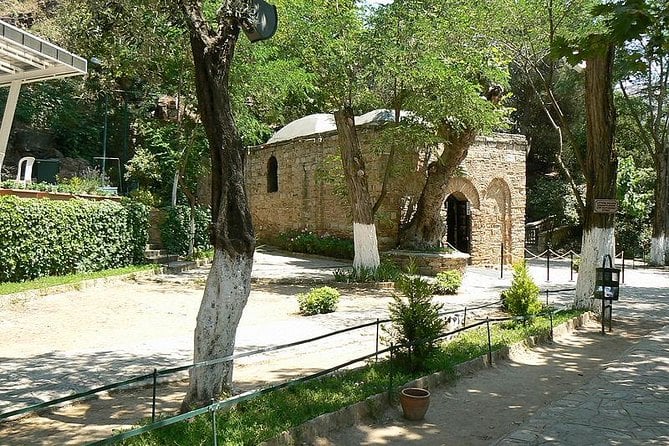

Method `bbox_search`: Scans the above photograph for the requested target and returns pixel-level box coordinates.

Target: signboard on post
[594,199,618,214]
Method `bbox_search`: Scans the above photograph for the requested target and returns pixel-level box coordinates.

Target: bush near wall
[159,205,212,256]
[0,196,149,283]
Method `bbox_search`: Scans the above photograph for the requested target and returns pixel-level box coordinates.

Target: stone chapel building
[246,110,527,266]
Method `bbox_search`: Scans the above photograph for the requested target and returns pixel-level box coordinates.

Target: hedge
[159,205,212,256]
[0,195,149,283]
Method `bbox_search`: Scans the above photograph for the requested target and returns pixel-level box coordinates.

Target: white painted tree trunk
[574,226,615,310]
[185,249,253,407]
[649,234,665,266]
[352,222,380,271]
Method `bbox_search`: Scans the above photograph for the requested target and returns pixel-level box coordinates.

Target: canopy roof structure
[0,19,87,179]
[0,20,87,86]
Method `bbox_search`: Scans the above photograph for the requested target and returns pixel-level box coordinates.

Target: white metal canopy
[0,20,87,86]
[0,19,87,180]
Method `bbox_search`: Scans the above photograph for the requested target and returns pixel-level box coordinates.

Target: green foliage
[616,156,653,252]
[0,195,149,283]
[159,205,212,256]
[433,270,463,295]
[297,286,340,316]
[274,229,354,259]
[387,272,444,371]
[0,264,156,296]
[333,259,402,283]
[501,262,542,319]
[526,177,580,226]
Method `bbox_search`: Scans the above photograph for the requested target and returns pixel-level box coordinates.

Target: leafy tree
[176,0,262,411]
[616,156,653,252]
[614,0,669,265]
[367,0,510,249]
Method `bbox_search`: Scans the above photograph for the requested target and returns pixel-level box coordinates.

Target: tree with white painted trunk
[177,0,257,411]
[573,46,618,309]
[616,0,669,266]
[334,106,380,270]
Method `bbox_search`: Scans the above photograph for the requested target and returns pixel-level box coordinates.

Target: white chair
[16,156,35,184]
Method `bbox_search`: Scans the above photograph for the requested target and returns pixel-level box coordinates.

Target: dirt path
[316,318,656,446]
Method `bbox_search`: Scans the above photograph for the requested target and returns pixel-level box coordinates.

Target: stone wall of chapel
[247,132,526,266]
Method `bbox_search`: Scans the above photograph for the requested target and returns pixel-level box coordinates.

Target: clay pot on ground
[399,387,431,421]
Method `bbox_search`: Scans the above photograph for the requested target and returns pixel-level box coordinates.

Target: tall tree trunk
[574,46,617,310]
[334,106,380,270]
[398,125,476,249]
[179,5,255,411]
[650,147,668,265]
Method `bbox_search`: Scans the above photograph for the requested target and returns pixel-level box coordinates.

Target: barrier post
[375,318,380,362]
[486,318,493,366]
[621,252,625,284]
[463,307,468,327]
[546,246,551,282]
[549,312,554,340]
[500,242,504,279]
[570,251,574,281]
[210,403,218,446]
[151,368,157,423]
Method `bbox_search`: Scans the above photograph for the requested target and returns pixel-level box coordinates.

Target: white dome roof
[265,109,412,145]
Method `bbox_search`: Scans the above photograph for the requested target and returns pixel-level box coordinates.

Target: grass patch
[123,309,584,445]
[0,264,158,295]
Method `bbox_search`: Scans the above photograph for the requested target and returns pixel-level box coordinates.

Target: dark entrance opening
[446,195,471,253]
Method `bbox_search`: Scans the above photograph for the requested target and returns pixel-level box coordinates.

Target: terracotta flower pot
[399,387,431,421]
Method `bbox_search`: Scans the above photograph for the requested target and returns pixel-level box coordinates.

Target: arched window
[267,155,278,193]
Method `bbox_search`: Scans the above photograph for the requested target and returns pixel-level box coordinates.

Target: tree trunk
[650,147,668,265]
[334,106,380,270]
[180,7,255,411]
[398,125,476,249]
[574,46,617,310]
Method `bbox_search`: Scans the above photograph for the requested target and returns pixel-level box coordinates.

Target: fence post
[486,318,493,366]
[546,246,551,282]
[621,252,625,284]
[388,344,394,397]
[151,368,157,423]
[549,312,554,340]
[463,307,468,327]
[500,242,504,279]
[210,402,218,446]
[375,318,380,362]
[570,251,574,281]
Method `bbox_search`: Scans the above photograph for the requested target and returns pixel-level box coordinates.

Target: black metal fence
[2,291,574,445]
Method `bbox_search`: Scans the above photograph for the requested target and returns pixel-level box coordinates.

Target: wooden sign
[594,199,618,214]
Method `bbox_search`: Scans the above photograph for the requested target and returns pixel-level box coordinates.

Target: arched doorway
[445,194,471,253]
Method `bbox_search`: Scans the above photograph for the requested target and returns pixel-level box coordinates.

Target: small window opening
[267,155,278,193]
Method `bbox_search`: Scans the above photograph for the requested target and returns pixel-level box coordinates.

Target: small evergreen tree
[502,262,542,320]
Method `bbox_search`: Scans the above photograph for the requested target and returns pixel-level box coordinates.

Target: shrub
[432,270,462,294]
[501,262,542,319]
[297,286,340,315]
[333,259,402,283]
[0,195,149,283]
[572,257,581,272]
[160,205,212,256]
[386,272,444,371]
[274,229,354,259]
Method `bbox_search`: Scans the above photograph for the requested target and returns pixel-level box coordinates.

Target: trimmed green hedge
[0,195,149,283]
[159,205,212,256]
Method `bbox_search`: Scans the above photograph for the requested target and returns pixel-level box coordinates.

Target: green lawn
[0,264,158,296]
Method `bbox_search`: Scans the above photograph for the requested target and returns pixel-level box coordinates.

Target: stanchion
[500,242,504,279]
[486,318,493,366]
[210,402,218,446]
[375,318,380,362]
[570,251,574,281]
[151,368,157,423]
[621,253,625,284]
[546,246,551,282]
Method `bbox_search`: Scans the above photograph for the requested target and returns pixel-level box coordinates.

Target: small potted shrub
[296,286,340,315]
